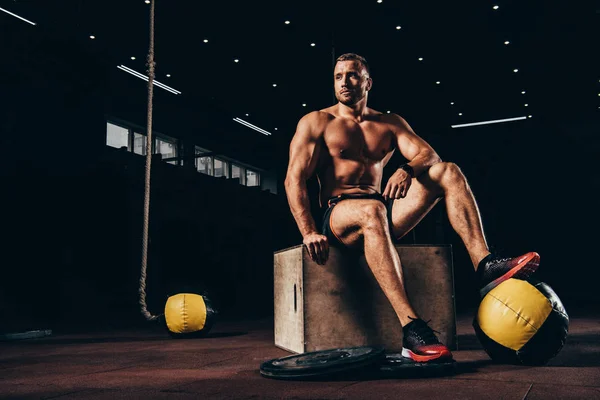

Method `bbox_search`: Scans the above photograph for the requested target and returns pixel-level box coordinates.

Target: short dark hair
[335,53,370,76]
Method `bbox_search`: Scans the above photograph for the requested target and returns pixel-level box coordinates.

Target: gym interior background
[1,1,598,334]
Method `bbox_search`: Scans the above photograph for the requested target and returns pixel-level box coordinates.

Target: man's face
[334,60,372,105]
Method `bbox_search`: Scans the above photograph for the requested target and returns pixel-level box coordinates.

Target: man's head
[334,53,372,106]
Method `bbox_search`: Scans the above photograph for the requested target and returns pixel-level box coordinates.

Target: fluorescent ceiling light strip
[233,118,272,136]
[0,7,36,25]
[451,116,527,129]
[118,65,181,94]
[117,66,179,94]
[234,118,272,135]
[118,66,177,94]
[119,66,180,94]
[117,65,181,94]
[118,65,177,93]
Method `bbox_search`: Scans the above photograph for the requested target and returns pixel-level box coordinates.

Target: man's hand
[303,232,329,265]
[383,168,412,200]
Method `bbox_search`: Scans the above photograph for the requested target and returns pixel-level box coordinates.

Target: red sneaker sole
[401,347,453,363]
[480,251,540,297]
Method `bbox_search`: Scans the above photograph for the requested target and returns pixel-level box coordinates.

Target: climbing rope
[138,0,160,321]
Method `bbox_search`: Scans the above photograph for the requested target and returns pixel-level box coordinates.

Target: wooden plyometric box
[273,244,457,354]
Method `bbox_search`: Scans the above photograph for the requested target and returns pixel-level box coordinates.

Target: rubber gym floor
[1,309,599,400]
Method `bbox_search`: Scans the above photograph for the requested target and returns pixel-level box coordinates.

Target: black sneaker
[401,318,453,362]
[478,251,540,297]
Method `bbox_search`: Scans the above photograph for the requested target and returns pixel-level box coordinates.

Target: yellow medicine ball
[164,293,216,338]
[473,278,569,365]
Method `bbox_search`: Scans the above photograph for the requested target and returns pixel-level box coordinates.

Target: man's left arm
[382,114,442,200]
[391,114,441,177]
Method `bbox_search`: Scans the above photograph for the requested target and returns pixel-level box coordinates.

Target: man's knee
[429,162,465,185]
[358,201,388,231]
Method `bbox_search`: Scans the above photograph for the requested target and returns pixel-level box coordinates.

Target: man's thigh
[390,173,443,240]
[329,199,389,247]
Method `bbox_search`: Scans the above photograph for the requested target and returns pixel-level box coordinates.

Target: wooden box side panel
[273,246,305,353]
[302,245,456,353]
[302,246,400,352]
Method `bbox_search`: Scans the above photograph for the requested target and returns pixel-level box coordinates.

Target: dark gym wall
[0,21,299,332]
[436,117,600,313]
[1,16,598,333]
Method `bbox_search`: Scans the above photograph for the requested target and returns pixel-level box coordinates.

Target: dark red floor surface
[1,311,599,400]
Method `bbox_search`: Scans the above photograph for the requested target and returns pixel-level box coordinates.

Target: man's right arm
[284,112,329,264]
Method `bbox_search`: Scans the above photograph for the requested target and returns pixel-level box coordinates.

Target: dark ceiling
[1,0,598,141]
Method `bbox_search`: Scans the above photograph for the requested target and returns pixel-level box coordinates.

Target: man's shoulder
[366,107,384,117]
[368,109,403,122]
[307,108,336,120]
[299,109,334,126]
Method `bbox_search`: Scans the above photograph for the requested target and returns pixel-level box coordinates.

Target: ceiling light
[166,74,171,78]
[233,118,272,136]
[311,43,316,47]
[522,90,526,94]
[493,5,499,10]
[528,115,533,118]
[285,20,290,24]
[117,65,181,94]
[203,39,208,43]
[302,103,307,107]
[274,128,278,131]
[418,57,423,61]
[452,116,527,129]
[524,104,528,107]
[387,111,390,113]
[513,69,519,73]
[450,102,454,105]
[131,56,136,60]
[458,113,463,116]
[89,35,95,39]
[145,0,150,3]
[245,113,249,116]
[273,84,277,87]
[504,41,510,45]
[396,26,401,30]
[0,7,36,25]
[436,81,441,84]
[377,0,383,3]
[234,59,239,63]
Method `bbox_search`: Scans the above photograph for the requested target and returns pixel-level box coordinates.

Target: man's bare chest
[323,121,393,161]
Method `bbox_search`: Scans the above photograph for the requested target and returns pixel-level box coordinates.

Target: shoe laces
[489,257,511,265]
[487,245,512,263]
[406,316,440,343]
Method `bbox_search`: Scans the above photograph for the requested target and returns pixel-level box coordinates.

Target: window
[246,170,260,187]
[196,147,213,175]
[231,164,244,184]
[106,120,180,166]
[197,157,213,175]
[156,137,177,165]
[106,122,129,150]
[105,121,265,186]
[214,158,228,178]
[133,132,147,155]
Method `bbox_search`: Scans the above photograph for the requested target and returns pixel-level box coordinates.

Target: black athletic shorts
[321,192,397,247]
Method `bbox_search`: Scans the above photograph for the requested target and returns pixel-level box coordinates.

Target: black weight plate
[260,346,385,380]
[378,353,457,378]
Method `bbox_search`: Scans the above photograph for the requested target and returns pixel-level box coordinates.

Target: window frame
[106,121,131,151]
[106,118,264,187]
[245,169,261,187]
[106,118,179,164]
